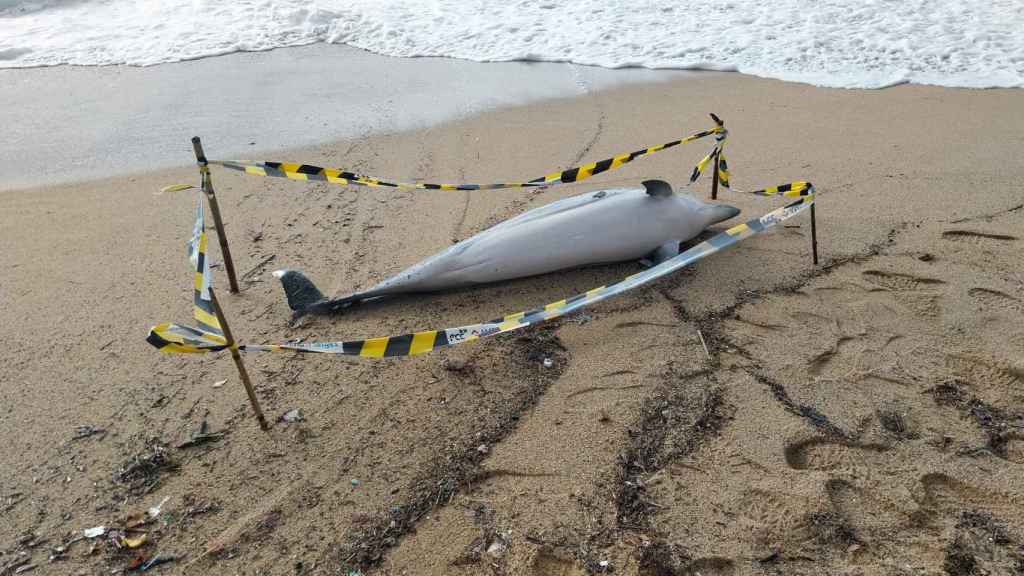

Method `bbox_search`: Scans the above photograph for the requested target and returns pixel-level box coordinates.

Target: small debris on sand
[442,358,467,372]
[280,409,305,423]
[114,441,178,496]
[176,421,224,449]
[72,425,105,440]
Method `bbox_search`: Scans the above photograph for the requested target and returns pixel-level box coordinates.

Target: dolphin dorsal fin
[642,180,673,198]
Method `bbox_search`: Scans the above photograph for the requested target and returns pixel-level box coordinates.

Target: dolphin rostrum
[275,180,740,316]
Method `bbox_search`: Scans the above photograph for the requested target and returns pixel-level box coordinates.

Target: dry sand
[1,74,1023,575]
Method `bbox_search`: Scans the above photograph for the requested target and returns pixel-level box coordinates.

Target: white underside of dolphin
[275,180,740,316]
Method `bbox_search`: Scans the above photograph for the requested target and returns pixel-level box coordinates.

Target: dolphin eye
[593,191,606,199]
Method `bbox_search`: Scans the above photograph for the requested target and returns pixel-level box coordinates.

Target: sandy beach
[2,63,1023,576]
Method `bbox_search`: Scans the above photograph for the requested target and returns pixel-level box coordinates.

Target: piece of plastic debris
[280,409,304,423]
[72,425,105,440]
[350,479,360,487]
[49,545,67,561]
[571,311,594,325]
[123,534,148,549]
[177,421,224,449]
[486,540,506,557]
[476,444,489,454]
[126,553,149,570]
[140,554,177,572]
[83,527,106,538]
[542,358,554,368]
[147,496,170,519]
[13,564,36,574]
[212,379,227,388]
[599,560,610,568]
[159,183,196,193]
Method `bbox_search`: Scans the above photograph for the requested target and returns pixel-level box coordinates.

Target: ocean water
[0,0,1021,88]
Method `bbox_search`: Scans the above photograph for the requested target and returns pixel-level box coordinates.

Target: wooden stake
[708,112,724,201]
[192,137,240,294]
[810,203,820,266]
[711,150,720,201]
[208,287,269,431]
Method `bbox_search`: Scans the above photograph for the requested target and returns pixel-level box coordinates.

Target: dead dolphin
[275,180,740,315]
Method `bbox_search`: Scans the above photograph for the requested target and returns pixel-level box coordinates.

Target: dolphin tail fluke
[274,269,378,315]
[273,269,332,315]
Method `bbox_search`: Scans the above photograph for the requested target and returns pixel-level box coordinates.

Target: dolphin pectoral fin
[640,240,681,268]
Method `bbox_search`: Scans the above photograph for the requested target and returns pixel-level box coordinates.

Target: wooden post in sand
[810,204,819,265]
[208,287,269,431]
[192,137,240,294]
[710,150,720,201]
[709,113,725,201]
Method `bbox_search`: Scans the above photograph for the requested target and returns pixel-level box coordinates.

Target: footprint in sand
[532,552,586,576]
[861,270,945,292]
[913,472,1011,516]
[735,489,809,549]
[825,478,909,536]
[783,438,891,472]
[941,230,1018,246]
[860,270,945,318]
[968,287,1024,315]
[945,353,1024,405]
[807,336,858,376]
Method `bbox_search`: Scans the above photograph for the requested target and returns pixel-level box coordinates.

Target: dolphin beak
[707,204,741,225]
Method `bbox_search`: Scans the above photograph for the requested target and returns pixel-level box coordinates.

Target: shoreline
[4,41,1019,194]
[0,43,700,192]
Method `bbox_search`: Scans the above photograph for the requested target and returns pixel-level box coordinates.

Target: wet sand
[1,71,1023,575]
[0,44,693,191]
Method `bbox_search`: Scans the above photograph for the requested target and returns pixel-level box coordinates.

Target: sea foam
[1,0,1021,88]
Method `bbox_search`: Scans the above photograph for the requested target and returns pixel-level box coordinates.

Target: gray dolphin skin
[275,180,740,316]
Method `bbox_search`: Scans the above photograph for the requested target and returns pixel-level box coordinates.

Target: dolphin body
[276,180,740,316]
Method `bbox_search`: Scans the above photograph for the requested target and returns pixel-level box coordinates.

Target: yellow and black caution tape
[748,181,813,197]
[146,189,228,353]
[203,125,724,191]
[718,153,731,188]
[688,125,730,187]
[147,184,815,358]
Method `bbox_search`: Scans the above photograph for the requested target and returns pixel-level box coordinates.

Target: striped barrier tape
[147,184,815,357]
[146,189,228,353]
[688,128,729,187]
[200,125,725,191]
[748,181,813,197]
[718,152,731,188]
